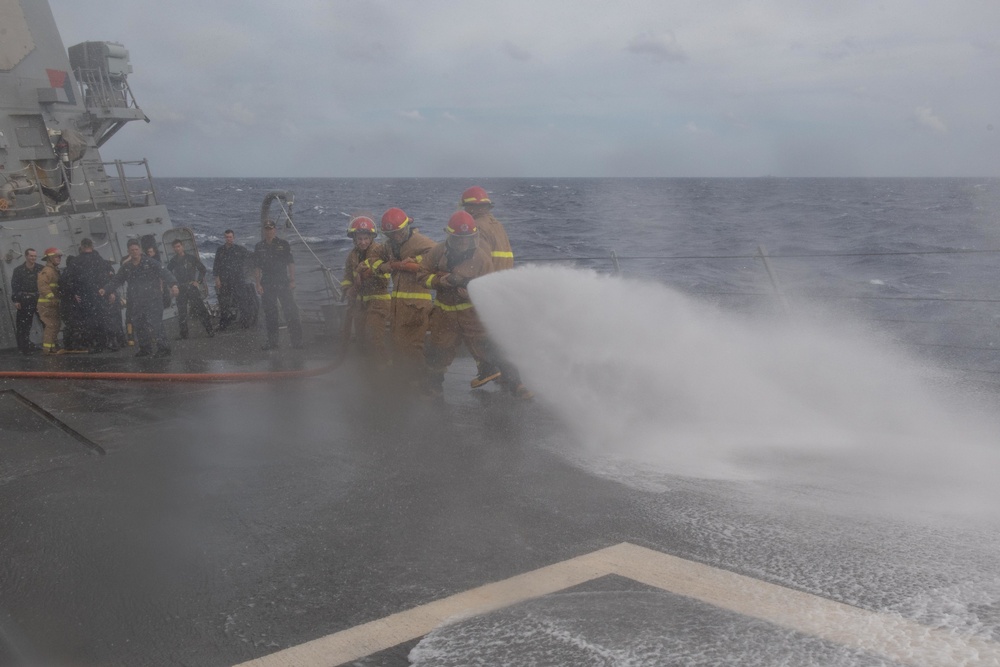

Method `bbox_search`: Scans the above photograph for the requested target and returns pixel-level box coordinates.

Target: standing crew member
[341,215,391,368]
[214,229,253,330]
[36,247,63,354]
[10,248,41,354]
[253,219,303,350]
[416,211,531,399]
[374,207,436,383]
[168,239,215,339]
[461,185,514,388]
[99,238,179,358]
[62,238,115,352]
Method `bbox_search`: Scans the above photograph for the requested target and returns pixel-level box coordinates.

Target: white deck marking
[234,542,1000,667]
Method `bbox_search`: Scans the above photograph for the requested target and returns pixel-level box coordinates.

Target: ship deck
[1,323,999,666]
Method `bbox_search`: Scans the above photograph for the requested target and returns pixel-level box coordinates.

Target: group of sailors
[8,184,531,398]
[9,233,261,358]
[11,240,126,355]
[341,185,531,399]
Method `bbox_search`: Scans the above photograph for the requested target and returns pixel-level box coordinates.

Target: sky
[48,0,1000,178]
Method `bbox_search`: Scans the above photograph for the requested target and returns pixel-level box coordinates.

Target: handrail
[0,159,159,216]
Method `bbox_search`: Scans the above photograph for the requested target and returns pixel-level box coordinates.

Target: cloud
[47,0,1000,176]
[913,107,948,134]
[501,40,532,61]
[222,103,255,126]
[724,112,749,130]
[626,31,686,64]
[397,110,425,121]
[684,122,713,137]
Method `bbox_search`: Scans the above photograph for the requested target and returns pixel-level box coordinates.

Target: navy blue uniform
[61,250,114,350]
[11,262,41,353]
[167,253,213,338]
[213,242,253,329]
[253,237,302,348]
[103,255,177,355]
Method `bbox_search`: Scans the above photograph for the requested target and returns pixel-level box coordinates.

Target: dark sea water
[157,177,1000,382]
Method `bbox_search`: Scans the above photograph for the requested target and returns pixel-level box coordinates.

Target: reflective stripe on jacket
[473,212,514,271]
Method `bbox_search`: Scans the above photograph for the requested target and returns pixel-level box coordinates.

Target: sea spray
[470,265,1000,518]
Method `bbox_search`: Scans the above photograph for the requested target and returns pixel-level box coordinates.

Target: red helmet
[347,215,377,236]
[445,211,478,236]
[461,186,492,207]
[43,247,62,259]
[380,207,411,233]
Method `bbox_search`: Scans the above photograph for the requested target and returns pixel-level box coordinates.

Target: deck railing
[0,159,160,216]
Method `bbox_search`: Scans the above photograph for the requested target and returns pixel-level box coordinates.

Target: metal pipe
[757,244,790,316]
[114,159,131,207]
[143,159,160,205]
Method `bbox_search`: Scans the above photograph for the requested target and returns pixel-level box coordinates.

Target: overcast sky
[49,0,999,178]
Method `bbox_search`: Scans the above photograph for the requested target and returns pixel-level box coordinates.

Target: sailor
[416,211,532,399]
[99,238,179,358]
[341,215,391,368]
[461,185,515,389]
[167,239,214,339]
[374,208,436,383]
[62,238,115,352]
[143,238,174,311]
[213,229,254,330]
[10,248,41,354]
[36,248,64,354]
[253,219,303,350]
[59,253,83,350]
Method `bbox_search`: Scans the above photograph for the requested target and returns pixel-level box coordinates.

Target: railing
[0,159,160,216]
[74,67,139,112]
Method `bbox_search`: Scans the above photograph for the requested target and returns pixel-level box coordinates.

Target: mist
[471,265,1000,520]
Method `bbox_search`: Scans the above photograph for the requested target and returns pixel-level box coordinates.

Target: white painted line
[234,542,1000,667]
[608,542,1000,667]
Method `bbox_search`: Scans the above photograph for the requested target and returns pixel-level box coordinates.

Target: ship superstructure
[0,0,175,349]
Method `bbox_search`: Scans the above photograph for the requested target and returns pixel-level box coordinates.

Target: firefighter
[36,247,64,354]
[340,215,391,368]
[460,185,515,388]
[461,186,514,271]
[373,207,436,383]
[417,211,531,399]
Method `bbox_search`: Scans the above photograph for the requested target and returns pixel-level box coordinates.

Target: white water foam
[470,265,1000,519]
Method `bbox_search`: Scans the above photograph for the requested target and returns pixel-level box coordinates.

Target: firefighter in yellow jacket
[36,247,64,353]
[417,211,531,399]
[461,185,515,388]
[340,215,391,368]
[373,207,436,382]
[461,185,514,271]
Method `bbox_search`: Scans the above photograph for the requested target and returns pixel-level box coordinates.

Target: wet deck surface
[1,326,999,666]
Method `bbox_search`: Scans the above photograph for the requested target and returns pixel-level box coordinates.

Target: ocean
[158,177,1000,383]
